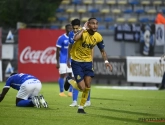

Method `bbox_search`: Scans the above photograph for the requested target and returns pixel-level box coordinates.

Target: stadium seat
[61,0,71,5]
[94,0,104,4]
[117,0,128,5]
[134,6,145,14]
[56,13,69,22]
[157,6,165,14]
[56,4,65,13]
[98,25,107,30]
[87,5,99,13]
[71,0,82,5]
[99,5,110,14]
[153,0,162,6]
[81,13,92,22]
[139,14,149,23]
[128,0,139,5]
[69,13,80,22]
[122,6,133,14]
[127,17,137,23]
[145,6,157,14]
[105,0,116,6]
[141,0,151,6]
[104,16,114,23]
[66,5,75,13]
[83,0,93,5]
[111,6,121,14]
[76,5,87,13]
[116,17,126,23]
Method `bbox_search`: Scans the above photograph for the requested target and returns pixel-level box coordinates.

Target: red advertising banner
[18,29,65,82]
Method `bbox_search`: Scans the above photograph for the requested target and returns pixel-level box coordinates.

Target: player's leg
[84,90,91,107]
[69,88,79,106]
[58,63,67,97]
[16,79,39,107]
[67,72,73,97]
[31,80,48,108]
[78,62,93,113]
[78,76,91,113]
[159,72,165,90]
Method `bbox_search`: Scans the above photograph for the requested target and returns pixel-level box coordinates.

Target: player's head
[71,19,81,33]
[65,24,72,35]
[10,73,17,76]
[87,18,98,32]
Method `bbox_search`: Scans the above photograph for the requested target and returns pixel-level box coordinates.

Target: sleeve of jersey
[97,40,105,50]
[69,32,74,44]
[56,36,62,48]
[4,77,13,88]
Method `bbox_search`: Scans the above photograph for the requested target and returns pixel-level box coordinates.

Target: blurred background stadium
[0,0,165,88]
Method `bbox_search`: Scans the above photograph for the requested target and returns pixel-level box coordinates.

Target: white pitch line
[95,86,159,90]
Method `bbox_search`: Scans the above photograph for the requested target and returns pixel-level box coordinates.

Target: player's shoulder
[94,32,103,41]
[69,31,74,36]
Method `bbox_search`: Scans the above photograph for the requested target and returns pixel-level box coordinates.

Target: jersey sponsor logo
[5,30,14,43]
[82,42,95,49]
[20,46,57,64]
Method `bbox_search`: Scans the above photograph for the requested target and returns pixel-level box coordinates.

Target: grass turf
[0,82,165,125]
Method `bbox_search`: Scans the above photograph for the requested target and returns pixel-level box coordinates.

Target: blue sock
[69,85,73,92]
[58,78,64,92]
[72,88,79,101]
[87,90,91,101]
[16,100,34,107]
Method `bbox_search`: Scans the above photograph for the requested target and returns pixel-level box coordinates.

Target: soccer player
[65,18,113,113]
[0,73,48,108]
[56,24,73,97]
[67,19,91,107]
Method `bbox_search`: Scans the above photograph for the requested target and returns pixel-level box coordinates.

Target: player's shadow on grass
[91,97,124,101]
[96,107,158,117]
[89,113,153,125]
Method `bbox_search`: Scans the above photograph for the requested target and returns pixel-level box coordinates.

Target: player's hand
[105,63,113,72]
[56,63,60,69]
[67,60,71,68]
[83,21,89,30]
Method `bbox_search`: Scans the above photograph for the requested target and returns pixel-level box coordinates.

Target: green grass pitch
[0,82,165,125]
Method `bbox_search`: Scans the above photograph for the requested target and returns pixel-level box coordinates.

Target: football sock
[87,90,91,101]
[58,78,64,92]
[16,100,34,107]
[69,85,73,92]
[68,79,81,91]
[73,88,79,101]
[80,88,90,107]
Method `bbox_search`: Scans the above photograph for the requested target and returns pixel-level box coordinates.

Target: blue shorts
[71,60,94,83]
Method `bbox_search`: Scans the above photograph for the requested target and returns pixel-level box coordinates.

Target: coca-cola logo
[20,46,57,64]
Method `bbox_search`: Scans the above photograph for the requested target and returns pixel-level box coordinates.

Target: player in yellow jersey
[65,17,113,114]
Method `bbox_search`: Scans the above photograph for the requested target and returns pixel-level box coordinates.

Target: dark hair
[10,73,17,76]
[65,24,71,29]
[71,19,80,26]
[88,17,97,21]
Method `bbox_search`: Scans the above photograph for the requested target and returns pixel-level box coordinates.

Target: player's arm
[0,88,10,102]
[56,37,62,69]
[73,21,88,41]
[0,77,12,102]
[97,41,113,71]
[67,44,72,68]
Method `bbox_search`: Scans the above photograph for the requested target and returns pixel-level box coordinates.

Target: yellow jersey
[70,31,103,62]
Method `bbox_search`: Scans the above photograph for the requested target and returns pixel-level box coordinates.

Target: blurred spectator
[155,12,165,24]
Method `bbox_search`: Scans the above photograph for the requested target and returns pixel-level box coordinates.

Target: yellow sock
[68,79,81,91]
[80,88,90,106]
